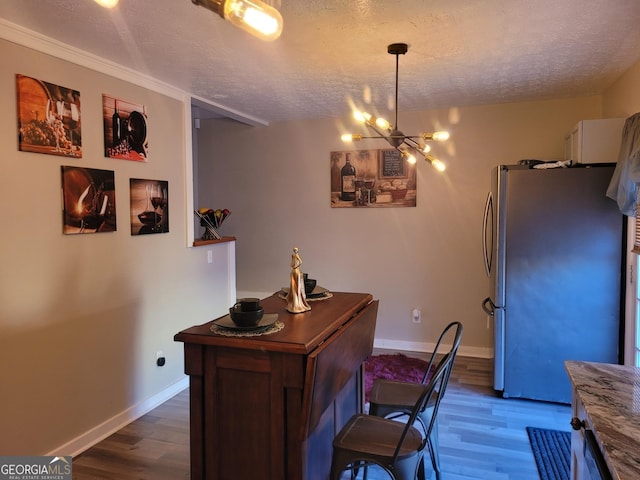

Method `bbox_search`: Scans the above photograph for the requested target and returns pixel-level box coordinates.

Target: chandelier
[192,0,283,42]
[341,43,450,172]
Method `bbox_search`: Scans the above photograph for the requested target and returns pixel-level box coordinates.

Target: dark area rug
[364,354,429,402]
[526,426,571,480]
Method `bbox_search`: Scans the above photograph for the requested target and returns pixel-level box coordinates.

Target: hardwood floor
[73,391,191,479]
[72,353,571,479]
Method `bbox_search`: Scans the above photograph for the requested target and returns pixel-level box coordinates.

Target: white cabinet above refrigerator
[564,118,624,164]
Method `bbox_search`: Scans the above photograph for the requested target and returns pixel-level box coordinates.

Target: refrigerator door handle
[482,191,494,277]
[482,296,495,316]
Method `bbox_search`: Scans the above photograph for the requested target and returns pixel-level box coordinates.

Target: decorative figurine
[286,247,311,313]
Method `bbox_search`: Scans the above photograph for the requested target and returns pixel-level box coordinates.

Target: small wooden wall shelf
[193,236,236,247]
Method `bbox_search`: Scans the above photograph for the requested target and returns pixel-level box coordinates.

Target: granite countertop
[565,361,640,479]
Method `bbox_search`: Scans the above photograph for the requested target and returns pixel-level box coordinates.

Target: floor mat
[526,426,571,480]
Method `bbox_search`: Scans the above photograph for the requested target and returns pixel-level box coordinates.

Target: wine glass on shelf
[364,177,375,204]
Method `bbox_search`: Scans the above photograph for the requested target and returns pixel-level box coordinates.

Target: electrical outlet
[207,250,213,263]
[412,309,421,324]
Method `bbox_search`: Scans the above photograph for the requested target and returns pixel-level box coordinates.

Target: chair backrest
[389,322,463,465]
[421,321,464,384]
[390,350,455,463]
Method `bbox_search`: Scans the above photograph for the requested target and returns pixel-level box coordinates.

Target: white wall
[0,38,234,455]
[197,96,604,356]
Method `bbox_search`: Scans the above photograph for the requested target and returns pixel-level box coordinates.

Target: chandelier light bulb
[375,117,391,130]
[400,150,417,164]
[94,0,118,7]
[353,111,368,123]
[192,0,283,41]
[424,131,450,141]
[428,156,447,172]
[341,134,362,142]
[422,144,431,153]
[224,0,283,41]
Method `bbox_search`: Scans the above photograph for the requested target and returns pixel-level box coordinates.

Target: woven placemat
[211,320,285,337]
[277,289,333,302]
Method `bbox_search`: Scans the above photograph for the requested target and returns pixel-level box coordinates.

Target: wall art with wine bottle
[61,166,116,234]
[330,148,417,208]
[102,95,148,162]
[129,178,169,235]
[16,74,82,158]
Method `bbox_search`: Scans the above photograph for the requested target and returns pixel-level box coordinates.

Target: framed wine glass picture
[130,178,169,235]
[61,166,116,234]
[330,148,417,208]
[16,74,82,158]
[102,95,148,162]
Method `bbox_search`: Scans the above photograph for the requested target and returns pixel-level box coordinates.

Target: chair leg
[417,456,426,480]
[428,419,441,480]
[330,451,353,480]
[393,453,424,480]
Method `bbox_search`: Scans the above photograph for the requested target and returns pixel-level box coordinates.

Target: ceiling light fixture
[192,0,283,42]
[341,43,450,172]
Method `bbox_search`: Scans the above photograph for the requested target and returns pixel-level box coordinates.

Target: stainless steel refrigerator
[481,164,624,403]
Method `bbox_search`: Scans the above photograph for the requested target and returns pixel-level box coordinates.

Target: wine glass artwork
[364,177,375,204]
[65,93,80,156]
[355,176,365,206]
[62,166,116,235]
[79,183,108,233]
[17,75,83,158]
[138,184,161,230]
[150,185,168,232]
[131,179,169,235]
[45,99,61,152]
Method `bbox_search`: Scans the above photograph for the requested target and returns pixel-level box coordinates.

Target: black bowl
[304,278,317,295]
[229,306,264,327]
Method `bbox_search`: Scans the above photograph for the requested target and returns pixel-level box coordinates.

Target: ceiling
[2,0,640,125]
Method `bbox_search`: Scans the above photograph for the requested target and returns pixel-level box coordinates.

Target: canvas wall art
[61,166,116,234]
[103,95,148,161]
[330,148,417,208]
[130,178,169,235]
[16,74,82,157]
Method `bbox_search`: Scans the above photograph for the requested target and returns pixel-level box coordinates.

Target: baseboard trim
[374,338,493,359]
[48,339,489,457]
[49,376,189,458]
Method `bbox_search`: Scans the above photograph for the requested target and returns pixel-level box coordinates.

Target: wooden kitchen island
[174,291,378,480]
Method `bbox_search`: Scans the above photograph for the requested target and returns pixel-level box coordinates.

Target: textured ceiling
[1,0,640,125]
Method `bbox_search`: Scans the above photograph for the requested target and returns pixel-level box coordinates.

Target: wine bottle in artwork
[340,153,356,201]
[112,105,122,147]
